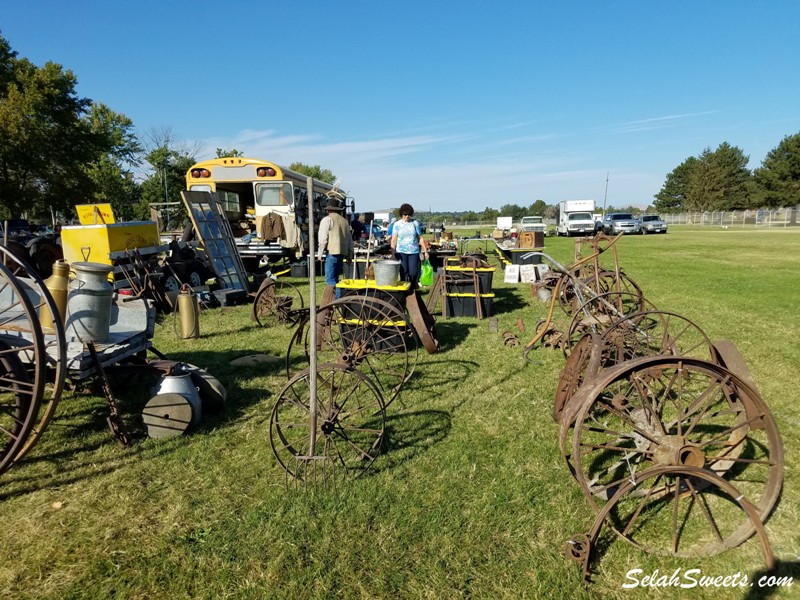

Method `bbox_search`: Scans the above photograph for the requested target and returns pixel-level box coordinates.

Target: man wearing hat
[317,196,353,296]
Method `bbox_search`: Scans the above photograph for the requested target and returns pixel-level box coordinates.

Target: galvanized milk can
[66,261,114,343]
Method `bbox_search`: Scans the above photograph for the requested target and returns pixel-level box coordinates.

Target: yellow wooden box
[61,221,161,265]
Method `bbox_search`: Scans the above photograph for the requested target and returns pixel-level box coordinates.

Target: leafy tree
[543,204,558,219]
[654,156,698,213]
[289,162,336,184]
[481,206,500,222]
[215,148,244,158]
[0,34,98,218]
[135,128,196,220]
[752,132,800,208]
[528,199,547,216]
[83,102,142,220]
[499,203,525,220]
[686,143,751,211]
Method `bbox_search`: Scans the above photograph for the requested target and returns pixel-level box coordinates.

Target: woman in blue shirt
[390,203,429,288]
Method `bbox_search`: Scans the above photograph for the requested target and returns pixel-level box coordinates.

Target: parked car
[637,214,668,234]
[364,224,384,239]
[602,212,640,235]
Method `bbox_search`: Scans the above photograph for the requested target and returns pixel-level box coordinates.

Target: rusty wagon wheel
[556,311,717,451]
[563,291,657,356]
[568,465,774,581]
[405,290,439,354]
[567,356,783,525]
[285,296,417,407]
[558,270,643,319]
[252,278,305,328]
[553,333,603,424]
[600,310,716,367]
[0,247,68,463]
[269,362,386,482]
[0,261,47,475]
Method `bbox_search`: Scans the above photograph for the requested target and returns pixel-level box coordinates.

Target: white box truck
[557,200,596,236]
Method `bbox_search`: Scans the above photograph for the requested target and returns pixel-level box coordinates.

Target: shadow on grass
[744,560,800,599]
[399,358,480,400]
[491,286,531,315]
[430,320,476,349]
[374,409,452,473]
[0,433,179,502]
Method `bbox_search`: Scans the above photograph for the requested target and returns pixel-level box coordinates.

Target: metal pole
[602,172,609,217]
[306,177,318,453]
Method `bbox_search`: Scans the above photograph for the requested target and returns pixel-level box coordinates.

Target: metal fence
[662,208,799,228]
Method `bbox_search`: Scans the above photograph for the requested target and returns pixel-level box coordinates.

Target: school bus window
[217,190,240,213]
[256,182,293,207]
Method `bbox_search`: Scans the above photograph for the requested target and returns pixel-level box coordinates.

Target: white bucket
[373,259,401,287]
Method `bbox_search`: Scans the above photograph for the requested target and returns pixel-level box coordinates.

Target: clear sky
[4,1,799,213]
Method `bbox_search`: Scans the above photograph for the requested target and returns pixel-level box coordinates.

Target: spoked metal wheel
[568,356,783,523]
[286,296,417,407]
[0,261,47,474]
[406,290,439,354]
[0,248,68,462]
[554,333,603,425]
[558,270,643,318]
[269,363,386,482]
[568,465,774,580]
[600,310,716,366]
[556,311,715,430]
[252,278,306,328]
[564,291,657,356]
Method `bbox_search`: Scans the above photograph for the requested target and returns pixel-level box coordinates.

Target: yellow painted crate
[61,221,162,266]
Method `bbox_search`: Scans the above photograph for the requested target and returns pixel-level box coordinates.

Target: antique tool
[86,342,131,448]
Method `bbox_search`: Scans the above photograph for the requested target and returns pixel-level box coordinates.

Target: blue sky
[4,1,799,212]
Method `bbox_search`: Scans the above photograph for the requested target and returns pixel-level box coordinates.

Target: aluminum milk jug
[66,261,114,343]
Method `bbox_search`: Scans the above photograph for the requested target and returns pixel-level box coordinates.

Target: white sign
[497,216,513,229]
[504,265,520,283]
[520,264,538,283]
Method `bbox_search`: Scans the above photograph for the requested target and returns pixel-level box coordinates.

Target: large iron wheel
[600,310,716,366]
[0,247,68,463]
[563,291,657,355]
[568,356,783,525]
[269,363,386,482]
[571,465,774,575]
[406,290,439,354]
[286,296,417,407]
[0,261,47,474]
[558,270,643,318]
[252,278,305,328]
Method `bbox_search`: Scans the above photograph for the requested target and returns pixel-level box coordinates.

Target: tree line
[653,137,800,213]
[2,33,797,225]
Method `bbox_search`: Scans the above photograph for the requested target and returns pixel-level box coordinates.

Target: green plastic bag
[419,259,433,287]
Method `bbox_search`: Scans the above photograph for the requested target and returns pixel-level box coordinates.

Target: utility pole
[602,172,609,217]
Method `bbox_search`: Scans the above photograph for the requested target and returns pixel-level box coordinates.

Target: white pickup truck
[520,216,547,235]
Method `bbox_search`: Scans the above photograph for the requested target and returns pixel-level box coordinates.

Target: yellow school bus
[185,157,351,267]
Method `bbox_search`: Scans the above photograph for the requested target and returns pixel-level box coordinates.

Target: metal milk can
[40,259,70,333]
[66,261,114,343]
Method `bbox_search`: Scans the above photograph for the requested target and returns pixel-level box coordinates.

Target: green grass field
[1,228,798,599]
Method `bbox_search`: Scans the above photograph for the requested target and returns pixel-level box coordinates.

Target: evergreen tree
[654,156,698,213]
[753,133,800,208]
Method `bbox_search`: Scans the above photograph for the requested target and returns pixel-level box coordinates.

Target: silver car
[637,214,668,234]
[602,212,640,235]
